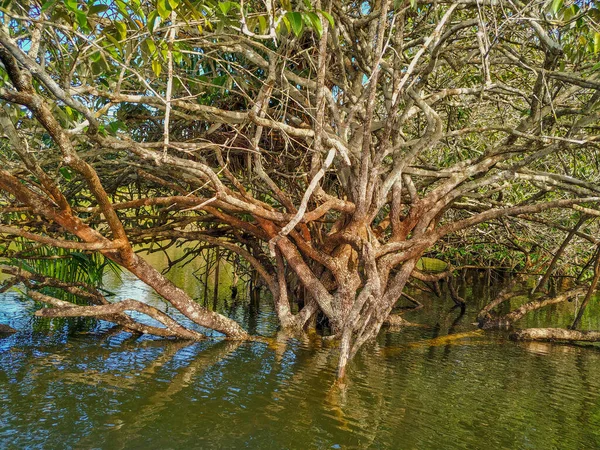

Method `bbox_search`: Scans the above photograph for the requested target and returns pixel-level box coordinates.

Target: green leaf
[88,4,109,15]
[41,0,57,12]
[167,0,180,10]
[318,10,334,29]
[152,59,162,76]
[115,0,128,17]
[410,0,416,8]
[286,11,303,37]
[75,10,89,31]
[108,120,125,134]
[218,1,233,15]
[258,15,267,33]
[148,10,160,33]
[281,15,291,33]
[173,49,182,64]
[89,51,101,62]
[595,32,600,54]
[144,37,157,56]
[115,21,127,41]
[130,1,145,20]
[551,0,563,14]
[157,0,171,20]
[306,12,323,36]
[213,75,228,87]
[63,0,78,12]
[59,167,73,181]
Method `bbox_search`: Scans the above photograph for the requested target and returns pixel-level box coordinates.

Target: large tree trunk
[337,257,419,379]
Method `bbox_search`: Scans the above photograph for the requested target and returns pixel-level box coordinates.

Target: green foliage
[5,241,119,305]
[545,0,600,62]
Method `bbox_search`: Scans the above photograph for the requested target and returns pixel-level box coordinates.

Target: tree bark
[482,287,587,329]
[511,328,600,342]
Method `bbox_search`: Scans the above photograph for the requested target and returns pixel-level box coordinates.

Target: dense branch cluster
[1,0,600,376]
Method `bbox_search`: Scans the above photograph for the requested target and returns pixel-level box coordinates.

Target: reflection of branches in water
[262,335,348,430]
[59,340,192,392]
[76,340,242,448]
[443,306,467,359]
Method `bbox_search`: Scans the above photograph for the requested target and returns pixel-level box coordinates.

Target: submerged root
[510,328,600,342]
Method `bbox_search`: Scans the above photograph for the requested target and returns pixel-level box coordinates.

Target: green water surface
[2,254,600,449]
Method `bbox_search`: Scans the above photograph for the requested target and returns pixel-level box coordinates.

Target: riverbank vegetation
[1,0,600,377]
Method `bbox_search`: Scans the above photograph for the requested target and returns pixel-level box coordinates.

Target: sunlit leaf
[144,37,157,56]
[115,0,128,18]
[152,59,162,76]
[218,1,234,15]
[148,10,160,33]
[318,10,334,29]
[41,0,57,12]
[157,0,171,20]
[551,0,563,15]
[306,12,323,36]
[258,15,267,33]
[115,21,127,41]
[63,0,78,12]
[286,11,303,37]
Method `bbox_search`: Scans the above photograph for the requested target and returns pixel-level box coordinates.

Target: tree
[1,0,600,377]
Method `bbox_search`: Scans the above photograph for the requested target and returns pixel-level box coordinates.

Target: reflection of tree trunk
[213,248,220,308]
[571,247,600,330]
[247,288,259,335]
[203,251,210,305]
[532,216,586,294]
[231,261,239,299]
[447,276,465,309]
[511,328,600,342]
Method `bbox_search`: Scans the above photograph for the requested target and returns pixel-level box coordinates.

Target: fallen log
[510,328,600,342]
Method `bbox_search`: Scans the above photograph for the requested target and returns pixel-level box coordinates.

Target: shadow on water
[4,257,600,448]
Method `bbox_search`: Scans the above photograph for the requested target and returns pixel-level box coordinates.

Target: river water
[2,253,600,449]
